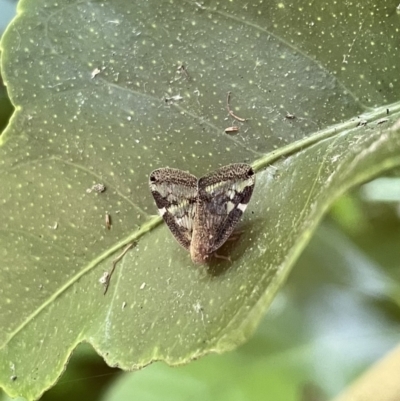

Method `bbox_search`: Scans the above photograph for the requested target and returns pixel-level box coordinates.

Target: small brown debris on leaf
[224,126,240,134]
[105,213,111,230]
[103,242,136,295]
[226,92,247,122]
[86,183,106,194]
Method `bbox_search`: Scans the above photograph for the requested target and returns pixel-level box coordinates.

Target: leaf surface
[0,0,400,399]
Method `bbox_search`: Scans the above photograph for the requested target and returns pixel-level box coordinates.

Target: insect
[149,163,255,264]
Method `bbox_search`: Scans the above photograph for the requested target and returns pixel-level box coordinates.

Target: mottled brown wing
[149,168,198,250]
[197,163,255,253]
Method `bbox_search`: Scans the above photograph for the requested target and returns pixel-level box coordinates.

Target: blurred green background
[1,2,399,400]
[0,0,14,133]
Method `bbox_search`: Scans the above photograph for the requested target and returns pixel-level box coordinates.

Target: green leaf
[0,1,399,399]
[98,222,400,401]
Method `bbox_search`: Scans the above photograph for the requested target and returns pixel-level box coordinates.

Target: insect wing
[149,168,198,250]
[197,163,255,253]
